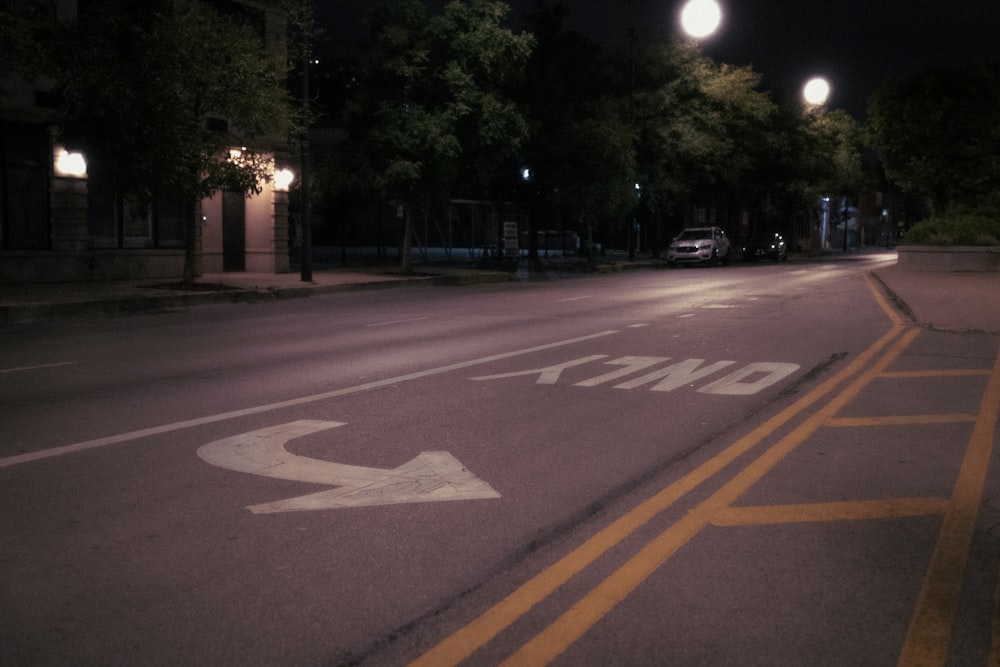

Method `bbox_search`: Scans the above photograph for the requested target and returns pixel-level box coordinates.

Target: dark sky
[319,0,1000,119]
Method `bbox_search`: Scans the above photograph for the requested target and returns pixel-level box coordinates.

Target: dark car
[741,233,787,262]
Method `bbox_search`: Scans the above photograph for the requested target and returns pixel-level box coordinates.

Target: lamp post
[627,0,721,261]
[802,76,832,252]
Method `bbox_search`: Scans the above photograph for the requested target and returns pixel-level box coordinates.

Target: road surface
[3,253,999,666]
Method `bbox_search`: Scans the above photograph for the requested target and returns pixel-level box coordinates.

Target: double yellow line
[410,276,920,666]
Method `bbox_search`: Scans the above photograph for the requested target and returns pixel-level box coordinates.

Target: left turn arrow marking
[197,420,501,513]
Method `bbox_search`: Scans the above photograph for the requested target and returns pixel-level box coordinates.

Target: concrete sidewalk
[872,264,1000,333]
[1,255,998,333]
[0,264,515,324]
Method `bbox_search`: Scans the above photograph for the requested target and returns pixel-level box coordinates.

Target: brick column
[272,188,290,273]
[50,175,88,252]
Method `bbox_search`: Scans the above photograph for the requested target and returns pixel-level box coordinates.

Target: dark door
[222,191,245,271]
[1,123,50,250]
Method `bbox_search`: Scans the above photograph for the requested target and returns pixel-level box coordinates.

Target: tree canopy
[49,0,297,281]
[326,0,869,259]
[337,0,534,270]
[57,0,295,203]
[3,0,882,268]
[866,62,1000,214]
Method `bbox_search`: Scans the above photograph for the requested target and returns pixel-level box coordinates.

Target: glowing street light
[802,76,831,107]
[680,0,723,39]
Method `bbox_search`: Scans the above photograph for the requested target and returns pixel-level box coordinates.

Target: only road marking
[472,356,801,395]
[0,361,77,374]
[0,329,620,469]
[408,274,908,667]
[197,420,500,513]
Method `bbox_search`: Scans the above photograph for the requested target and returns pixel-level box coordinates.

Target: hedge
[905,214,1000,246]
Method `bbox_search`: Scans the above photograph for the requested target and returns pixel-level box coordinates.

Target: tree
[56,0,297,284]
[629,41,778,245]
[553,97,636,255]
[803,108,862,196]
[0,1,57,99]
[515,2,610,257]
[866,62,1000,214]
[348,0,533,273]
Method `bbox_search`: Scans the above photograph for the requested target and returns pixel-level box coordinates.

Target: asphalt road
[2,253,999,666]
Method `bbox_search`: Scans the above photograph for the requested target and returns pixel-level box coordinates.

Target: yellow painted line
[881,369,991,379]
[866,272,909,331]
[407,275,908,667]
[898,340,1000,667]
[495,327,921,667]
[826,414,978,427]
[711,497,951,526]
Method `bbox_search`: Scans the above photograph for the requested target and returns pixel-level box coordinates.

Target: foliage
[343,0,533,270]
[904,214,1000,246]
[52,0,297,282]
[637,44,779,207]
[551,97,636,238]
[0,0,57,97]
[865,62,1000,214]
[515,3,618,251]
[349,0,532,208]
[329,0,866,255]
[802,109,863,197]
[904,192,1000,245]
[57,0,295,203]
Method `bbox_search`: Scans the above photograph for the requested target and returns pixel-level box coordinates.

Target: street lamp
[802,76,833,251]
[628,0,722,261]
[802,76,831,107]
[680,0,723,39]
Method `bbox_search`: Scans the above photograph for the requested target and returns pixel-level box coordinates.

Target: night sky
[319,0,1000,119]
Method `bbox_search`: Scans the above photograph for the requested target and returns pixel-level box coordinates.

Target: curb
[869,270,917,324]
[0,269,516,324]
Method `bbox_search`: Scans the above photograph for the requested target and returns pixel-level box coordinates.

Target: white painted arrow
[197,420,501,513]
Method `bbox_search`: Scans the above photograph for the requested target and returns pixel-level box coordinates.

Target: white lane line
[1,361,78,374]
[367,317,429,327]
[0,329,621,469]
[558,296,592,302]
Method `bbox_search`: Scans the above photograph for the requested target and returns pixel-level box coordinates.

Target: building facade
[0,0,292,283]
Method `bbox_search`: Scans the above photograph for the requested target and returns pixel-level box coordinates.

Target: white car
[666,227,731,266]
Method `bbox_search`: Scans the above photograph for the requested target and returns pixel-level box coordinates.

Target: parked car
[666,227,731,266]
[741,233,787,262]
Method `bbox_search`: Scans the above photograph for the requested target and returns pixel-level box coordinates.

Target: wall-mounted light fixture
[274,168,295,191]
[54,146,87,178]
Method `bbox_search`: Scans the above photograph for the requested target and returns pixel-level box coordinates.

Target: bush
[905,214,1000,246]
